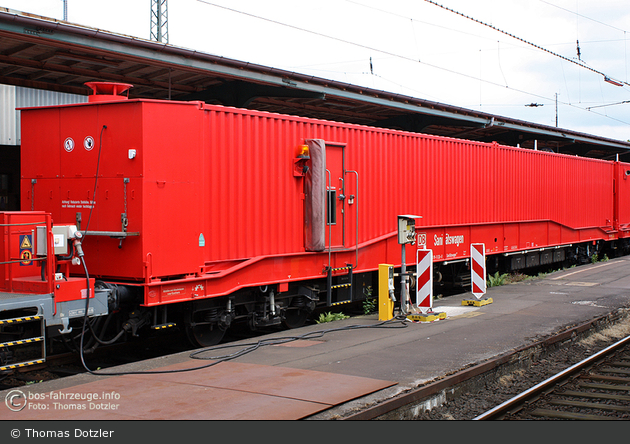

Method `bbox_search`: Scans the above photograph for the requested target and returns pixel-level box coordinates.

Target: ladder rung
[151,323,177,330]
[0,315,43,326]
[0,315,46,372]
[0,359,45,372]
[331,300,352,306]
[330,266,352,272]
[0,336,44,348]
[331,283,351,289]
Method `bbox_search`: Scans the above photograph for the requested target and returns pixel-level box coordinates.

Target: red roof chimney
[85,82,133,102]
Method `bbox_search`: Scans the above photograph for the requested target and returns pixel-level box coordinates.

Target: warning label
[64,137,75,152]
[61,200,95,209]
[20,235,32,249]
[20,234,33,266]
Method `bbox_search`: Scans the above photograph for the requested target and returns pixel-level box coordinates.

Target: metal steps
[326,265,354,306]
[0,314,46,372]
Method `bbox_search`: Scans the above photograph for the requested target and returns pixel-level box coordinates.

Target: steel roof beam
[0,52,197,94]
[183,80,325,108]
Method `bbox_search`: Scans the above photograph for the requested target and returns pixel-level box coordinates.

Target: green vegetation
[362,298,377,315]
[362,286,377,315]
[487,271,508,287]
[591,253,609,264]
[316,312,350,323]
[487,271,531,287]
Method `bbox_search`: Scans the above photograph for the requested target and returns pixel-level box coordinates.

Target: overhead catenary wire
[538,0,629,34]
[586,100,630,110]
[196,0,630,127]
[193,0,537,97]
[346,0,629,116]
[423,0,629,87]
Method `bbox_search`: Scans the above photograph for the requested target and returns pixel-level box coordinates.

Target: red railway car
[2,82,630,366]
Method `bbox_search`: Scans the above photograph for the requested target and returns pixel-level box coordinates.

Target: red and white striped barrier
[471,243,486,299]
[415,249,433,313]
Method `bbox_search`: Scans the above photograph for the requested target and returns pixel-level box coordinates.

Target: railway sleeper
[558,390,630,402]
[549,398,630,413]
[531,408,619,420]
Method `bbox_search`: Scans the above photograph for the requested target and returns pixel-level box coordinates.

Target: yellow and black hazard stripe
[0,337,44,348]
[330,283,351,290]
[0,359,45,372]
[330,300,352,306]
[0,315,43,326]
[151,323,177,330]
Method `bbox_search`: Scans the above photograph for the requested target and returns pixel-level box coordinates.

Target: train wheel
[282,308,309,329]
[185,323,226,347]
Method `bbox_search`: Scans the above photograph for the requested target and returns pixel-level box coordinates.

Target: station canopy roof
[1,7,629,160]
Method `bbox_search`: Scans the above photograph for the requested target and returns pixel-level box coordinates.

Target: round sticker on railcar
[417,232,427,247]
[63,137,75,152]
[84,136,94,151]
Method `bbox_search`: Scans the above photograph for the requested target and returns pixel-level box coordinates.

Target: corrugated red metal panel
[19,97,619,302]
[205,108,305,261]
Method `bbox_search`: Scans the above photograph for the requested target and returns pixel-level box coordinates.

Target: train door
[326,142,346,249]
[303,139,352,253]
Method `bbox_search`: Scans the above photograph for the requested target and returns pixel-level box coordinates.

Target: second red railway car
[2,82,630,364]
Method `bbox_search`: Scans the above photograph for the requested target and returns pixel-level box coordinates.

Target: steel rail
[473,333,630,420]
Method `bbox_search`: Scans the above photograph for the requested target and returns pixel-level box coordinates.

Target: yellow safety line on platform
[449,311,484,320]
[550,261,622,280]
[565,282,599,287]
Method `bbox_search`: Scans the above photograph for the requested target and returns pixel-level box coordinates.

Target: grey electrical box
[397,215,421,244]
[36,226,47,256]
[51,225,78,255]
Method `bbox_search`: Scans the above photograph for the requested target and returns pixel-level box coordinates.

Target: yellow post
[379,264,395,321]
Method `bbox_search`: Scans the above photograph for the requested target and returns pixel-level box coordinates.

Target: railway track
[339,309,630,420]
[475,334,630,420]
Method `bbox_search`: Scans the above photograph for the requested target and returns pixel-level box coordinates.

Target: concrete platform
[1,257,630,420]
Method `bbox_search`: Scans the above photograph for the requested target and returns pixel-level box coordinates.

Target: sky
[1,0,630,142]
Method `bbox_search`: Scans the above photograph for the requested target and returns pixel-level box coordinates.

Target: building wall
[0,84,16,145]
[15,86,88,145]
[0,84,87,209]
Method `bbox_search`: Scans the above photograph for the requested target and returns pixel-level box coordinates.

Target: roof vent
[85,82,133,103]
